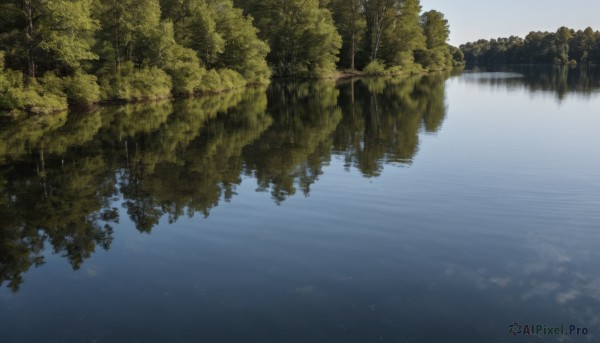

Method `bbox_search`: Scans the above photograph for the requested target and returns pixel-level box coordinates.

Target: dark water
[1,66,599,342]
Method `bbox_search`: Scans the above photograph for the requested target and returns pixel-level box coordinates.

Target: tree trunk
[24,0,36,79]
[113,0,121,69]
[351,31,356,70]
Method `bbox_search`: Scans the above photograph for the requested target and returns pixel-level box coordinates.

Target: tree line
[0,0,459,115]
[460,27,600,66]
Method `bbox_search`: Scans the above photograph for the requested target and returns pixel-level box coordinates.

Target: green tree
[238,0,342,77]
[570,27,597,63]
[555,26,574,64]
[0,0,98,78]
[329,0,366,70]
[362,0,400,62]
[380,0,426,68]
[416,10,452,70]
[161,0,270,84]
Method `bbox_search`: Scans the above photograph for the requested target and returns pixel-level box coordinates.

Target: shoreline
[1,68,456,118]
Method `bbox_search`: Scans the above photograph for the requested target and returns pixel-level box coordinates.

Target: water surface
[1,66,599,342]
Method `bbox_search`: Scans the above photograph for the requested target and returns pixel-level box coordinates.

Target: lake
[1,66,599,342]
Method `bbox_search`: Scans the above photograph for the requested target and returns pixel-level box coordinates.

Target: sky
[421,0,600,46]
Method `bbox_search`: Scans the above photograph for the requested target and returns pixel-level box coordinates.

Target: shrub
[197,69,222,93]
[100,63,173,101]
[387,66,404,75]
[0,70,67,115]
[218,69,247,90]
[64,73,101,106]
[164,48,206,96]
[363,60,387,75]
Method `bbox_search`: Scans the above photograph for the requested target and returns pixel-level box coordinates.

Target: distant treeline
[460,27,600,66]
[0,0,462,115]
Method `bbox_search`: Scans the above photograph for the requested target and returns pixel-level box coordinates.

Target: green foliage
[0,0,456,112]
[0,0,98,77]
[363,60,387,75]
[241,0,342,77]
[0,70,67,115]
[460,26,600,66]
[362,0,402,63]
[449,45,465,66]
[161,0,270,84]
[416,10,452,70]
[209,0,271,83]
[328,0,450,71]
[100,63,172,101]
[37,0,99,70]
[421,10,449,50]
[217,69,247,90]
[64,73,101,106]
[94,0,163,68]
[328,0,366,70]
[163,46,207,96]
[197,68,247,93]
[380,0,426,68]
[198,69,223,93]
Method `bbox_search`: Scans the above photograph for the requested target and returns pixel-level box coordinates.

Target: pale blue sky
[421,0,600,46]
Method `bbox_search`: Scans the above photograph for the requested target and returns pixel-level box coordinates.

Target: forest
[0,0,459,115]
[460,26,600,66]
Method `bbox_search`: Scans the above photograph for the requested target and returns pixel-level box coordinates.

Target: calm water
[1,66,599,342]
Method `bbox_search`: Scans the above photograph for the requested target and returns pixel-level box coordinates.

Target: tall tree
[570,27,596,63]
[0,0,98,78]
[162,0,270,83]
[94,0,164,69]
[241,0,342,77]
[415,10,452,70]
[380,0,426,67]
[555,26,574,64]
[362,0,400,62]
[329,0,366,70]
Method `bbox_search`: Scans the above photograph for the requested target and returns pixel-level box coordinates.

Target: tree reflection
[115,88,272,232]
[0,75,451,291]
[463,65,600,101]
[332,74,447,177]
[0,148,117,292]
[242,81,342,204]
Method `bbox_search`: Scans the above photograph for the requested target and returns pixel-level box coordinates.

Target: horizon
[421,0,600,46]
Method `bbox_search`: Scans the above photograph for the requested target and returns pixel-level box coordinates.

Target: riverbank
[0,66,460,118]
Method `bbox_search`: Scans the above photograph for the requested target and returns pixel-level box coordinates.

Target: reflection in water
[243,81,342,203]
[462,65,600,101]
[1,74,450,291]
[333,74,447,177]
[5,66,592,292]
[1,67,599,343]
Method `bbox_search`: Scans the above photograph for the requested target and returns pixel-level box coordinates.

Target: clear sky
[421,0,600,46]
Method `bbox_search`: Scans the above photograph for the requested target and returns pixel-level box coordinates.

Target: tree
[555,26,574,64]
[460,27,600,66]
[569,27,596,64]
[329,0,366,70]
[0,0,98,78]
[240,0,342,77]
[416,10,452,70]
[362,0,400,62]
[380,0,426,67]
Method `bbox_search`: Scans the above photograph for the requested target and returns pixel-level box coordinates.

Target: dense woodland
[0,0,458,115]
[460,27,600,66]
